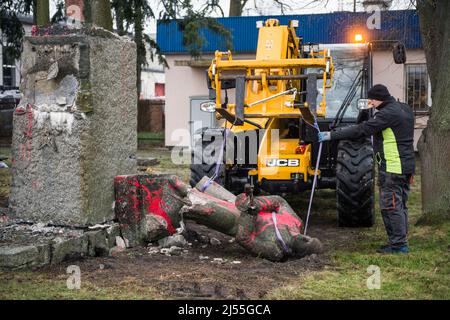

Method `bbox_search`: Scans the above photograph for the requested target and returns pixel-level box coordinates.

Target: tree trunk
[82,0,92,23]
[32,0,37,25]
[134,1,144,98]
[229,0,243,16]
[114,3,125,36]
[416,0,450,224]
[36,0,50,26]
[91,0,113,31]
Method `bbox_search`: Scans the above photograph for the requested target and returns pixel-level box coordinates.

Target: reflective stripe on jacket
[330,96,415,175]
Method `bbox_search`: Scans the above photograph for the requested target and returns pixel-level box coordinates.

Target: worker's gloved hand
[318,131,331,142]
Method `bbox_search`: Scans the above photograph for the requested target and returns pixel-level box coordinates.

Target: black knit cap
[368,84,391,101]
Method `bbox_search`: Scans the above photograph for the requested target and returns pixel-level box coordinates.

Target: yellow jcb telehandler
[190,18,406,227]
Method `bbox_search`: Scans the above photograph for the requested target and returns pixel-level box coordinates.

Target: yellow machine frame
[206,18,335,183]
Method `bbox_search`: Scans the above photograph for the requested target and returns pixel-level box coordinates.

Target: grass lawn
[137,131,165,148]
[0,146,448,299]
[137,131,164,141]
[0,273,162,300]
[268,170,450,299]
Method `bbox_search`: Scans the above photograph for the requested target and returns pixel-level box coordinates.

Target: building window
[155,83,165,97]
[405,64,430,113]
[2,47,17,88]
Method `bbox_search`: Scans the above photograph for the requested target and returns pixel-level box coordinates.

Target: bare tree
[229,0,249,16]
[36,0,49,25]
[416,0,450,224]
[229,0,298,17]
[91,0,113,31]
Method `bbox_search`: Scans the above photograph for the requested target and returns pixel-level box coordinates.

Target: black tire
[336,138,375,227]
[189,129,225,188]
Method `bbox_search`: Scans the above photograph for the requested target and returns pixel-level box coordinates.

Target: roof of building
[157,9,421,54]
[17,14,34,24]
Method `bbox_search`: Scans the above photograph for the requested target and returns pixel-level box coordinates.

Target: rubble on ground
[158,234,188,248]
[0,220,121,270]
[210,238,221,246]
[137,157,160,167]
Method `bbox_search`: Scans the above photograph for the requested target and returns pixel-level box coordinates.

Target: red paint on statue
[115,175,182,234]
[114,176,126,183]
[140,183,176,234]
[276,209,302,235]
[200,207,215,215]
[125,179,140,222]
[173,177,184,188]
[247,208,303,243]
[256,197,276,212]
[247,211,274,243]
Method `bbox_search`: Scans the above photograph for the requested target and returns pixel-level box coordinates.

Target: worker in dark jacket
[318,84,415,253]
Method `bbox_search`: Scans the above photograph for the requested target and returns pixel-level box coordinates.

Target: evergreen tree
[0,0,34,59]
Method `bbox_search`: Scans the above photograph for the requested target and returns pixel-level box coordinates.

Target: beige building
[158,10,429,148]
[140,34,165,100]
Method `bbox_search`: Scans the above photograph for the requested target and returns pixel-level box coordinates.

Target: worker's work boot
[378,243,390,250]
[376,245,409,254]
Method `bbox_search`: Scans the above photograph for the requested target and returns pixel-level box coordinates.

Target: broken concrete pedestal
[1,26,137,271]
[0,220,121,270]
[9,26,137,227]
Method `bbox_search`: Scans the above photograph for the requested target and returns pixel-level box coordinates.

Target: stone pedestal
[9,27,137,227]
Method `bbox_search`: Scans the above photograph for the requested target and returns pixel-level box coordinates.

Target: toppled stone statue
[115,174,323,261]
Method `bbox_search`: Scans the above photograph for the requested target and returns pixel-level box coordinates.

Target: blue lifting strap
[304,120,322,236]
[200,128,229,192]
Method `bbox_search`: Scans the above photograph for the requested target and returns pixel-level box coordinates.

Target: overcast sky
[50,0,415,35]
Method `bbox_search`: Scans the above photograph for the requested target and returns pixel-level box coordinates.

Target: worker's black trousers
[378,171,412,248]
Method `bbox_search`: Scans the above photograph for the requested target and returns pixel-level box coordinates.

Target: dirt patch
[0,195,358,299]
[0,147,364,299]
[31,211,355,300]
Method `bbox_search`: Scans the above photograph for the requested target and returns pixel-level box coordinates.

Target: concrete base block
[0,245,50,270]
[0,222,120,270]
[51,234,89,265]
[106,224,121,248]
[85,229,109,256]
